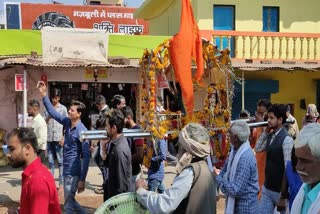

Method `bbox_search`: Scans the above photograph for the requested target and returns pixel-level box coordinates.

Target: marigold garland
[139,39,235,161]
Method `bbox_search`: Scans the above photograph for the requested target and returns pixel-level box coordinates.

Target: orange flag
[169,0,204,117]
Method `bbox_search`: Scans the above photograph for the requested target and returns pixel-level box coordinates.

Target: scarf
[291,183,320,214]
[225,141,251,214]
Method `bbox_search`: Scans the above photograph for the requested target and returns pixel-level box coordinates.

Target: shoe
[94,187,104,194]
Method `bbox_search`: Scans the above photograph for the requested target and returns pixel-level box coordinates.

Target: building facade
[135,0,320,124]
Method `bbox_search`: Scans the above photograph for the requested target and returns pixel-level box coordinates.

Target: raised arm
[38,81,67,125]
[42,96,67,125]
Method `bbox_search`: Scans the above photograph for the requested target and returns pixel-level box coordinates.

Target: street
[0,158,225,213]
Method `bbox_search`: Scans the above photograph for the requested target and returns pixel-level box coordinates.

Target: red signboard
[20,3,148,34]
[15,74,24,91]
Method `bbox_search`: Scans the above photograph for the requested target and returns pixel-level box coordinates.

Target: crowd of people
[4,81,320,214]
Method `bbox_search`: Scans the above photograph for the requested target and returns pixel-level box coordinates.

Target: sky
[0,0,145,24]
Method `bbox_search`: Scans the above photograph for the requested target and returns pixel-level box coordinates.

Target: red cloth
[20,158,61,214]
[134,138,144,147]
[169,0,204,117]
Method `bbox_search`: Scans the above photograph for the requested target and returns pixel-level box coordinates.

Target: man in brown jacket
[135,123,216,214]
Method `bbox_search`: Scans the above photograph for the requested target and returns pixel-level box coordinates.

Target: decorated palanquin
[138,38,241,169]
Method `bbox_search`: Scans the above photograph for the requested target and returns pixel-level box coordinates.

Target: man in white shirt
[291,123,320,214]
[27,99,47,163]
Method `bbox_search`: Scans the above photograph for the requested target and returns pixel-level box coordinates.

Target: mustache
[297,170,309,176]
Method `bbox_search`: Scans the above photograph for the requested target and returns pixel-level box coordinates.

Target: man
[239,109,257,148]
[255,104,294,214]
[96,95,109,114]
[44,89,68,191]
[255,99,272,122]
[254,99,272,199]
[215,120,259,213]
[291,123,320,214]
[38,81,90,214]
[302,104,319,127]
[136,123,216,214]
[27,99,47,163]
[122,106,144,185]
[6,128,60,214]
[285,104,299,140]
[92,95,109,195]
[111,94,126,109]
[100,109,132,200]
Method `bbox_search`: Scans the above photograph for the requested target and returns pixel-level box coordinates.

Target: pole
[23,68,27,127]
[241,70,245,110]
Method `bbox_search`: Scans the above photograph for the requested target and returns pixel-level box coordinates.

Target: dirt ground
[0,159,225,213]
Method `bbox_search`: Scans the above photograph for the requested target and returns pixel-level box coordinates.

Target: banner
[8,3,148,34]
[15,74,24,91]
[42,28,109,64]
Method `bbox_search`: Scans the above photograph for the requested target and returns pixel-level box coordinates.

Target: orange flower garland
[139,39,235,161]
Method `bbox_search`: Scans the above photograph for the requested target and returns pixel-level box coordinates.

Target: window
[213,5,235,56]
[263,6,279,32]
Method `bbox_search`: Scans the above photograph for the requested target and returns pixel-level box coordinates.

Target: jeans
[259,185,286,214]
[148,179,165,194]
[94,142,104,186]
[64,176,87,214]
[47,141,63,185]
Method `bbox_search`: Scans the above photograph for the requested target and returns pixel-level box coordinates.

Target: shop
[0,58,139,131]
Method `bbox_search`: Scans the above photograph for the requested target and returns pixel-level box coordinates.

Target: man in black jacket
[100,109,132,200]
[93,95,109,194]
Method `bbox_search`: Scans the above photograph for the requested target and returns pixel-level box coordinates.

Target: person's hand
[255,111,265,122]
[135,179,147,191]
[100,139,109,149]
[264,126,273,134]
[90,142,97,152]
[37,81,47,98]
[276,198,286,212]
[77,181,85,193]
[59,137,64,146]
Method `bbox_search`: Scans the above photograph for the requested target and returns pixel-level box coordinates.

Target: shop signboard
[42,28,109,64]
[15,74,24,91]
[6,2,148,34]
[84,68,108,80]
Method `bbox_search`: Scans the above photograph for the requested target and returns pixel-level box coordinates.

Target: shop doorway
[48,82,138,129]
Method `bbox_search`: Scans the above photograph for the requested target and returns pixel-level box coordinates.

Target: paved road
[0,159,224,213]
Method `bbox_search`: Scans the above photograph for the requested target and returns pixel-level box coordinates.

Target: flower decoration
[139,39,236,162]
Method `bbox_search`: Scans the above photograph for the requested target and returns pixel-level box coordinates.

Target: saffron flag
[169,0,204,117]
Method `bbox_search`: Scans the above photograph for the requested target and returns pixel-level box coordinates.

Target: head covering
[295,123,320,159]
[179,123,210,157]
[176,123,210,173]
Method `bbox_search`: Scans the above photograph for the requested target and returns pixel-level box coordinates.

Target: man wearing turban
[135,123,216,214]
